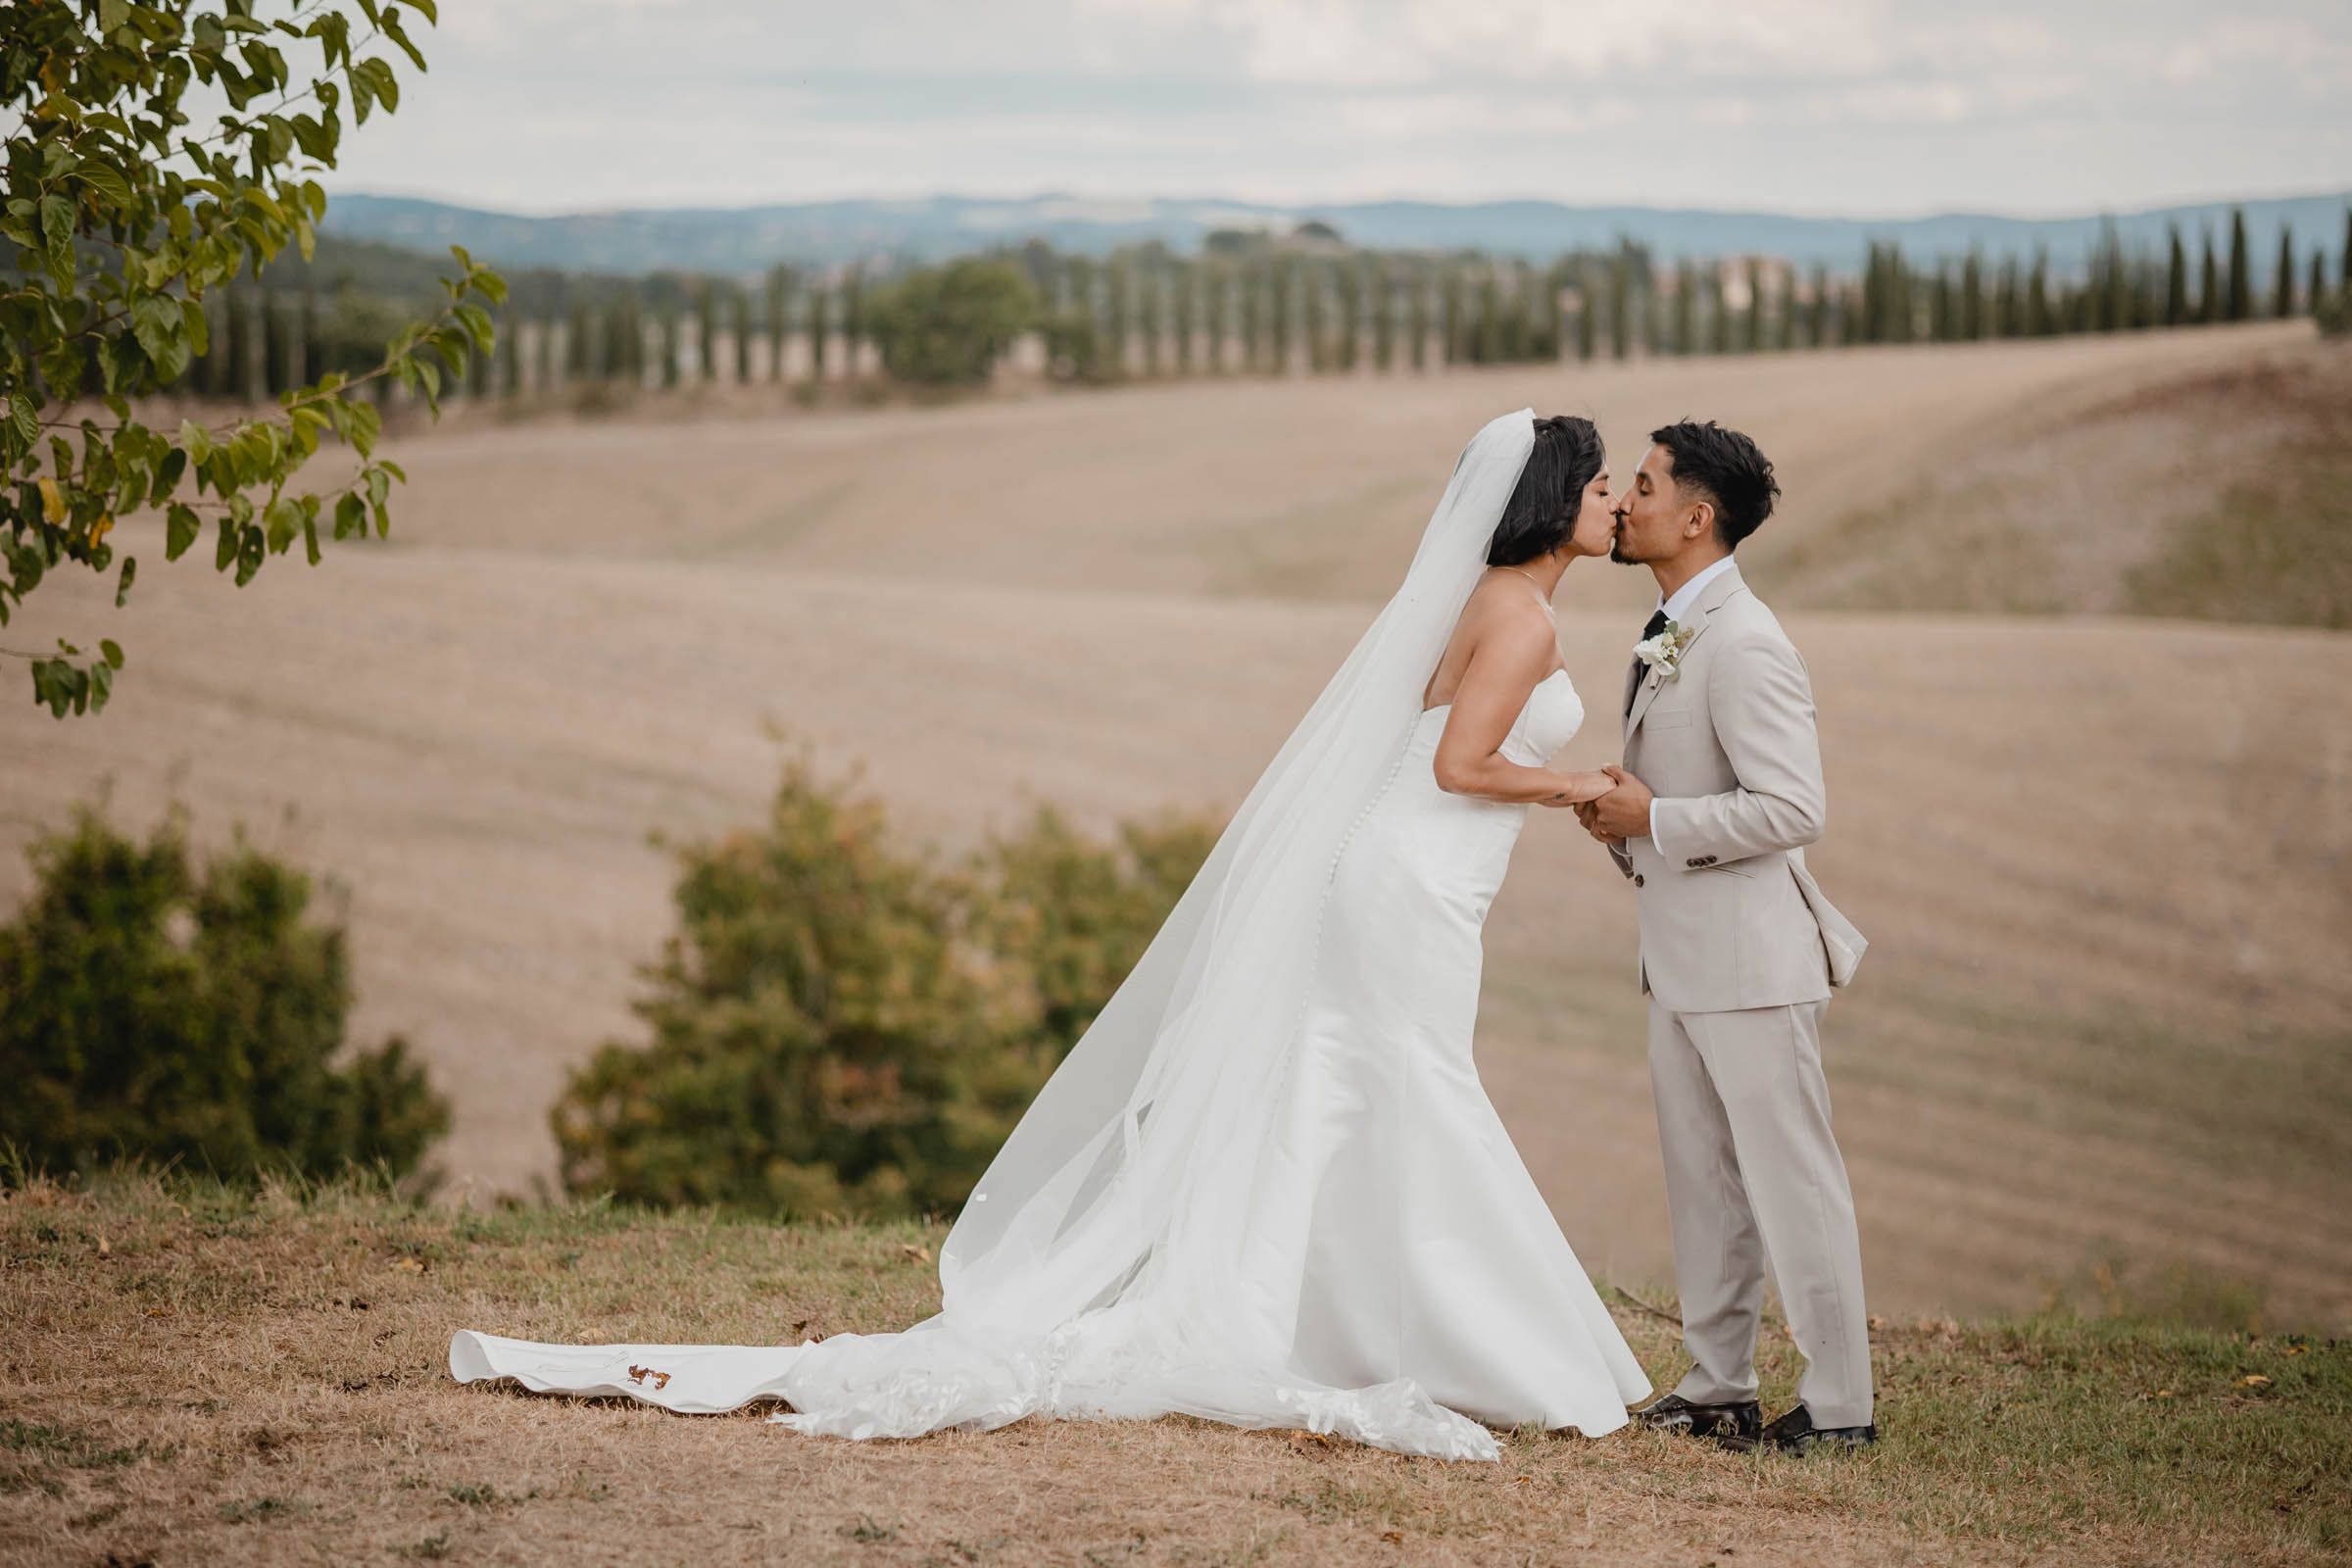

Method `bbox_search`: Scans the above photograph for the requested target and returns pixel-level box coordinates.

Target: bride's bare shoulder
[1451,576,1556,663]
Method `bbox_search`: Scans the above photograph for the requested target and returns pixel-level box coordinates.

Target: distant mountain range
[320,190,2352,279]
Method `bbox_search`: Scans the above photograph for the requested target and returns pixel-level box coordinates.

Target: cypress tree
[690,279,713,382]
[1204,261,1232,373]
[1407,265,1430,371]
[2226,209,2251,321]
[1960,253,1984,340]
[2310,252,2328,322]
[1304,259,1331,371]
[832,268,860,380]
[1609,251,1632,360]
[1930,267,1952,341]
[1438,263,1462,366]
[1237,257,1261,372]
[1569,263,1592,361]
[1174,261,1199,374]
[1744,258,1765,351]
[1810,264,1831,347]
[495,307,519,396]
[2165,227,2187,325]
[2274,225,2295,318]
[2198,231,2220,323]
[732,285,754,383]
[566,299,593,383]
[807,284,828,384]
[1708,264,1730,354]
[1673,263,1695,354]
[764,266,795,383]
[535,301,557,392]
[2026,254,2051,336]
[659,302,681,388]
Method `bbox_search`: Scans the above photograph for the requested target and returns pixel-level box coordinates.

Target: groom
[1575,420,1877,1453]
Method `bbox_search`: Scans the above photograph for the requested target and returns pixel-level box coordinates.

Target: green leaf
[333,492,366,540]
[74,162,132,207]
[6,395,35,461]
[167,504,202,561]
[347,399,381,460]
[179,418,215,466]
[264,495,302,554]
[383,15,428,72]
[131,295,183,365]
[100,639,124,669]
[112,557,134,609]
[302,515,320,565]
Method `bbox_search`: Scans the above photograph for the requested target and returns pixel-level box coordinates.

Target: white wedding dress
[452,410,1650,1460]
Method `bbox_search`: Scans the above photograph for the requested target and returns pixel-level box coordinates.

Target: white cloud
[305,0,2352,216]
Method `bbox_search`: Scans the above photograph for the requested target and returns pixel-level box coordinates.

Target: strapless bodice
[1411,667,1584,767]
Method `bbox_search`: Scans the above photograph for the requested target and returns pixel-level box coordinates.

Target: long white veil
[940,407,1537,1315]
[453,408,1544,1460]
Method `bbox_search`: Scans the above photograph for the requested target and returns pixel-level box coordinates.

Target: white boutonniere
[1634,619,1692,686]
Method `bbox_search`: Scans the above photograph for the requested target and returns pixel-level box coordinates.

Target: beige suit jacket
[1607,561,1868,1013]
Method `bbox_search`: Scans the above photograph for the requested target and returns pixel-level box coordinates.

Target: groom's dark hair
[1651,419,1779,549]
[1488,414,1604,565]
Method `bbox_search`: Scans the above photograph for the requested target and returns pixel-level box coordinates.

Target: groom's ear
[1684,499,1715,540]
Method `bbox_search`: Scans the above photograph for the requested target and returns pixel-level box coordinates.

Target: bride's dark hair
[1486,414,1603,565]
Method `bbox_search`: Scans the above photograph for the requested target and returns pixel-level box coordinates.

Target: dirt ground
[5,1180,2343,1568]
[4,320,2346,1334]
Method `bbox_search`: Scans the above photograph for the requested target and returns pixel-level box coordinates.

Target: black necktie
[1627,609,1668,713]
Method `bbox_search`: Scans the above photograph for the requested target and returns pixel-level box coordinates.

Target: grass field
[4,321,2348,1342]
[3,1176,2345,1567]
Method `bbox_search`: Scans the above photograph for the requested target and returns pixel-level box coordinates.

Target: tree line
[172,204,2352,405]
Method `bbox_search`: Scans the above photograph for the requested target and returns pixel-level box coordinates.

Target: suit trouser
[1645,997,1873,1428]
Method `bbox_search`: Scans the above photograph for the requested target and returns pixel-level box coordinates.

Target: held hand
[1536,769,1614,808]
[1567,800,1622,848]
[1585,764,1654,841]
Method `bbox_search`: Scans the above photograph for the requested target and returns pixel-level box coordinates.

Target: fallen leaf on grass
[2236,1374,2273,1390]
[391,1257,425,1274]
[899,1243,934,1264]
[1381,1531,1404,1544]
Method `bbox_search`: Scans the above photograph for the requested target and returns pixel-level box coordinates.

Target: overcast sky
[317,0,2352,218]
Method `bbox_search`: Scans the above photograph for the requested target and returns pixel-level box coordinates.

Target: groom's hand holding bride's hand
[1579,764,1653,844]
[1536,769,1616,808]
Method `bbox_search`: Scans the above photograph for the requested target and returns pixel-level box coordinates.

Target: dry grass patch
[4,1175,2346,1567]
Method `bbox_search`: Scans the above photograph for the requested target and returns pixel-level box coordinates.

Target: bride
[452,409,1651,1461]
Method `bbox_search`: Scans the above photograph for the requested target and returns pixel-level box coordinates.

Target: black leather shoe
[1718,1403,1878,1454]
[1632,1392,1762,1440]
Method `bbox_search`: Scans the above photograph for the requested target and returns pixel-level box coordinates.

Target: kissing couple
[453,409,1877,1461]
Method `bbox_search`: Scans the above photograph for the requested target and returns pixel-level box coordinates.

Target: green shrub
[961,804,1218,1059]
[0,803,449,1185]
[551,753,1217,1218]
[864,258,1038,387]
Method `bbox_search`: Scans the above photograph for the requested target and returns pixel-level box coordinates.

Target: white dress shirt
[1639,554,1740,852]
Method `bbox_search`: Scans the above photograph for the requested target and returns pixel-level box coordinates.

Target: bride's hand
[1537,770,1614,808]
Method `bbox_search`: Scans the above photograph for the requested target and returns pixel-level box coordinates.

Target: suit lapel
[1624,560,1746,742]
